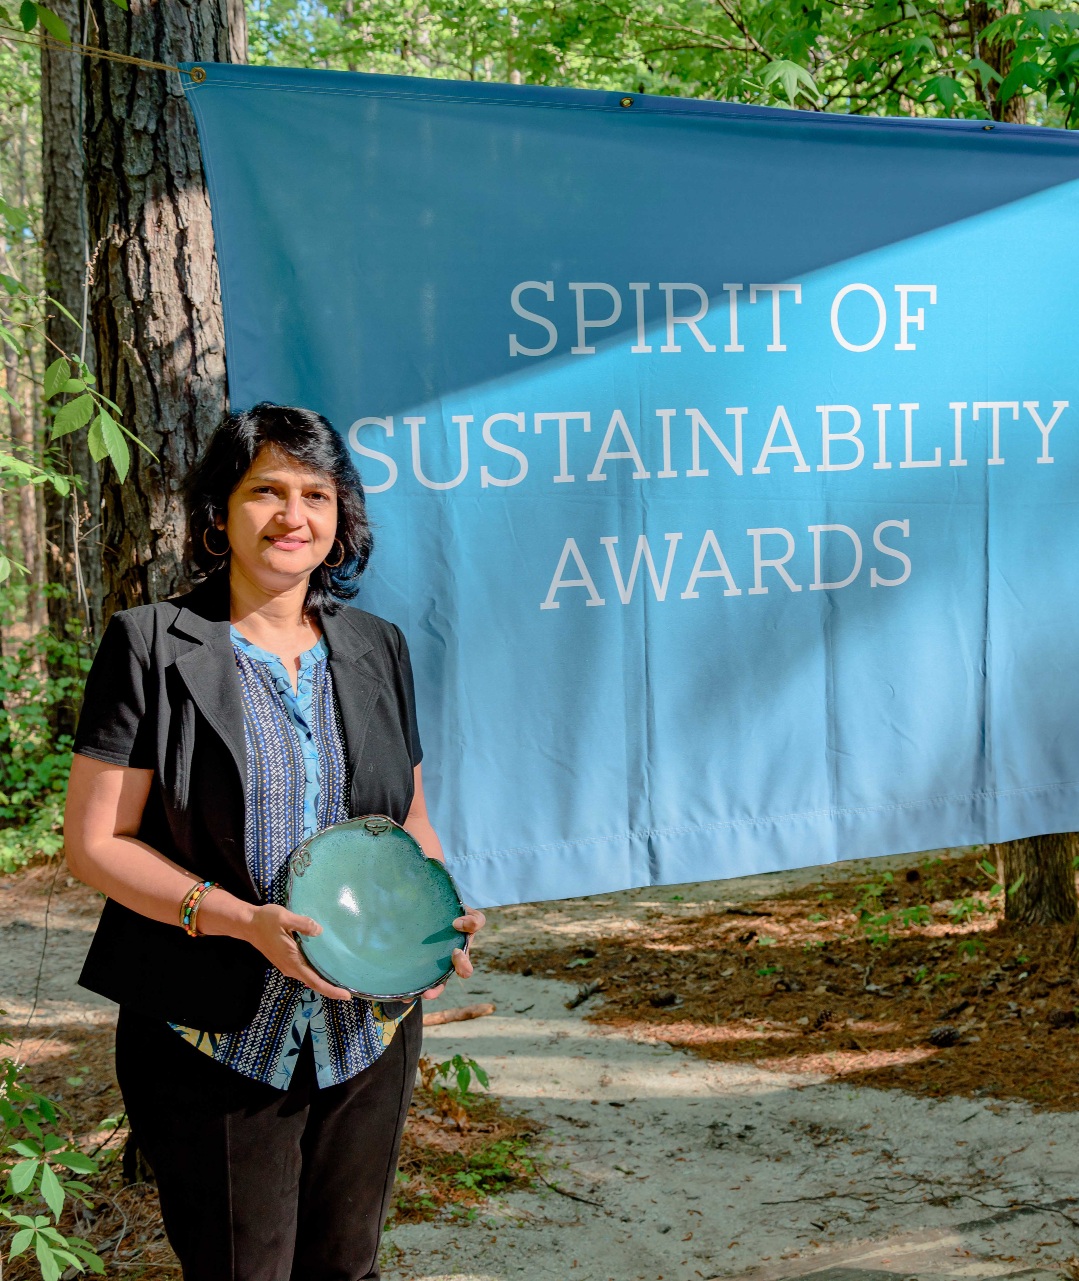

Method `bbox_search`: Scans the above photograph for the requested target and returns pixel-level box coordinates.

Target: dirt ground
[3,849,1079,1281]
[486,846,1079,1111]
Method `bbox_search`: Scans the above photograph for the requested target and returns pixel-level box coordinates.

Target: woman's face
[224,445,339,593]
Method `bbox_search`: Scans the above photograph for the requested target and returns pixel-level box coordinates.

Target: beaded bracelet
[179,879,219,938]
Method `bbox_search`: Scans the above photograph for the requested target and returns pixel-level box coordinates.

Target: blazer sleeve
[73,612,157,770]
[393,623,424,768]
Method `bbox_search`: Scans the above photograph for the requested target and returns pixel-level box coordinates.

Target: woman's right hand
[243,903,353,1000]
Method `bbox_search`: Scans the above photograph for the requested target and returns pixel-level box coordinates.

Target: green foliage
[856,873,932,946]
[451,1136,534,1194]
[0,185,149,588]
[948,895,987,924]
[248,0,1079,126]
[0,597,89,871]
[0,1027,104,1280]
[956,936,987,960]
[432,1054,490,1097]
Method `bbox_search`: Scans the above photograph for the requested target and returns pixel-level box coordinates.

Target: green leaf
[9,1226,35,1256]
[86,414,108,463]
[62,378,87,394]
[98,409,131,480]
[0,386,15,408]
[51,393,95,438]
[39,1161,65,1218]
[35,1235,63,1281]
[51,1150,96,1173]
[761,58,820,105]
[109,0,128,8]
[44,294,81,328]
[921,74,967,108]
[967,57,1003,85]
[0,197,28,233]
[35,5,71,40]
[998,60,1044,103]
[0,322,24,355]
[8,1157,39,1193]
[43,357,70,400]
[19,0,37,32]
[0,270,21,295]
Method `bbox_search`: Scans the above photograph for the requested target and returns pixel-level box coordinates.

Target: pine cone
[927,1024,960,1047]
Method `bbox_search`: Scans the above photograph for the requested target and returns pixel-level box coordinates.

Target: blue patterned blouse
[169,629,413,1088]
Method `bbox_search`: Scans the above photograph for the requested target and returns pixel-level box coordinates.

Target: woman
[64,402,485,1280]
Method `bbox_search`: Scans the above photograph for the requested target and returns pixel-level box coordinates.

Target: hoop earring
[323,538,346,569]
[202,527,230,558]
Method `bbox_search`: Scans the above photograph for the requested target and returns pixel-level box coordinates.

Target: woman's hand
[422,906,487,1000]
[243,903,353,1001]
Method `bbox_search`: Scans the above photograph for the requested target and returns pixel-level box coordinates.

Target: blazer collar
[320,605,378,799]
[171,573,247,806]
[172,574,381,803]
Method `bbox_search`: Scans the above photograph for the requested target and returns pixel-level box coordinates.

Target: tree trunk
[993,832,1078,926]
[84,0,246,618]
[968,0,1028,123]
[41,0,104,661]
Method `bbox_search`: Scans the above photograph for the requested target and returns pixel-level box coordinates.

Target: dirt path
[3,853,1076,1281]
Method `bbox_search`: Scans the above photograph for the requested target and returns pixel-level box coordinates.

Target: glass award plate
[287,815,466,999]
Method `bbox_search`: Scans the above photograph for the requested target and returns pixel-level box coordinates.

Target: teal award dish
[287,815,467,1000]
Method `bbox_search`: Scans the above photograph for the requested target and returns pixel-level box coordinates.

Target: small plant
[0,1027,104,1280]
[860,910,893,947]
[757,965,780,977]
[948,896,986,924]
[957,938,987,961]
[912,965,929,984]
[856,874,897,946]
[977,858,1026,900]
[756,935,776,947]
[857,872,893,911]
[452,1137,534,1194]
[422,1054,489,1098]
[899,905,931,928]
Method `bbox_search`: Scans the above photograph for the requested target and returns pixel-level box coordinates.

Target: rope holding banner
[0,21,203,79]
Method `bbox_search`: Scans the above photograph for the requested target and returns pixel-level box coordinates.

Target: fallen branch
[535,1169,604,1207]
[566,980,604,1010]
[422,1003,496,1027]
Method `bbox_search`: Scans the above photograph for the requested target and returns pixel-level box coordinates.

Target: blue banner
[184,65,1079,908]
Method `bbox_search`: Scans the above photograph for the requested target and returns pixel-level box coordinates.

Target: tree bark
[41,0,104,657]
[993,832,1078,926]
[84,0,246,618]
[968,0,1028,123]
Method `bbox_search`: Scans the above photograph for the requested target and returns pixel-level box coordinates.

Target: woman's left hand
[422,906,486,1000]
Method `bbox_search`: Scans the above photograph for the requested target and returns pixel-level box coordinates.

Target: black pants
[115,1004,422,1281]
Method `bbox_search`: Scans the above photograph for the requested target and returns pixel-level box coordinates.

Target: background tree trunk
[84,0,246,618]
[993,833,1078,926]
[968,0,1028,123]
[41,0,102,735]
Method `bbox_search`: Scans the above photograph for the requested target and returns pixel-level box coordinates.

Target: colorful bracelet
[179,880,219,938]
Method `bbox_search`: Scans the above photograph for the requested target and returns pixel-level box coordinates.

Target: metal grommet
[188,65,207,84]
[619,96,634,108]
[983,123,994,131]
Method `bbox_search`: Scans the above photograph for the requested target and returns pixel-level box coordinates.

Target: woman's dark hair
[186,402,372,616]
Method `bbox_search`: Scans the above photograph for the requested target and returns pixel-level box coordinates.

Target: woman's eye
[306,492,330,502]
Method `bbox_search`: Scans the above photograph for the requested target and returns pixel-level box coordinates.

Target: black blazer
[72,573,423,1030]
